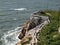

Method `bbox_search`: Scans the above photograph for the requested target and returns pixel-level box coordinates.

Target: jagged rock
[15,41,21,45]
[58,27,60,34]
[18,15,42,39]
[33,11,45,15]
[16,11,50,45]
[16,34,32,45]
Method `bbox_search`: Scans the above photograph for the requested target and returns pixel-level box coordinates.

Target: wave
[1,27,22,45]
[10,8,27,11]
[0,8,27,11]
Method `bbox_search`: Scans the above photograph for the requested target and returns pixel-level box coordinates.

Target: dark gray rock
[18,11,46,39]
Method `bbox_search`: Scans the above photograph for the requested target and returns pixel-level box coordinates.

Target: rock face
[58,27,60,34]
[16,11,50,45]
[18,15,42,39]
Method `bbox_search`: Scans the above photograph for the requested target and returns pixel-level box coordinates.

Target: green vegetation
[37,10,60,45]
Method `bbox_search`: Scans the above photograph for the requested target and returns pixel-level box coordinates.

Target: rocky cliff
[16,11,50,45]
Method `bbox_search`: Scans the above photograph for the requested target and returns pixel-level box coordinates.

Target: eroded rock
[16,34,32,45]
[16,11,50,45]
[18,15,42,39]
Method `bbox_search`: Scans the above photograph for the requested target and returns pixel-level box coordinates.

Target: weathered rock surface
[18,14,43,39]
[16,11,50,45]
[58,27,60,34]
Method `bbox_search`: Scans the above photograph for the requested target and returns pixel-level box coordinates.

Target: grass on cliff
[37,10,60,45]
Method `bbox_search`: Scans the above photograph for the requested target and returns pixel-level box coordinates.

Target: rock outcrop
[18,15,43,39]
[16,11,50,45]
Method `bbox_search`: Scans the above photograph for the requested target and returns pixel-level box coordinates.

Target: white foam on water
[1,27,22,45]
[11,8,27,11]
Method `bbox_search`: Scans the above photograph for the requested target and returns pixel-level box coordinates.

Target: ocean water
[0,0,60,45]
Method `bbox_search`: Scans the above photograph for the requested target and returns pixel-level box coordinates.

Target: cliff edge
[16,11,50,45]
